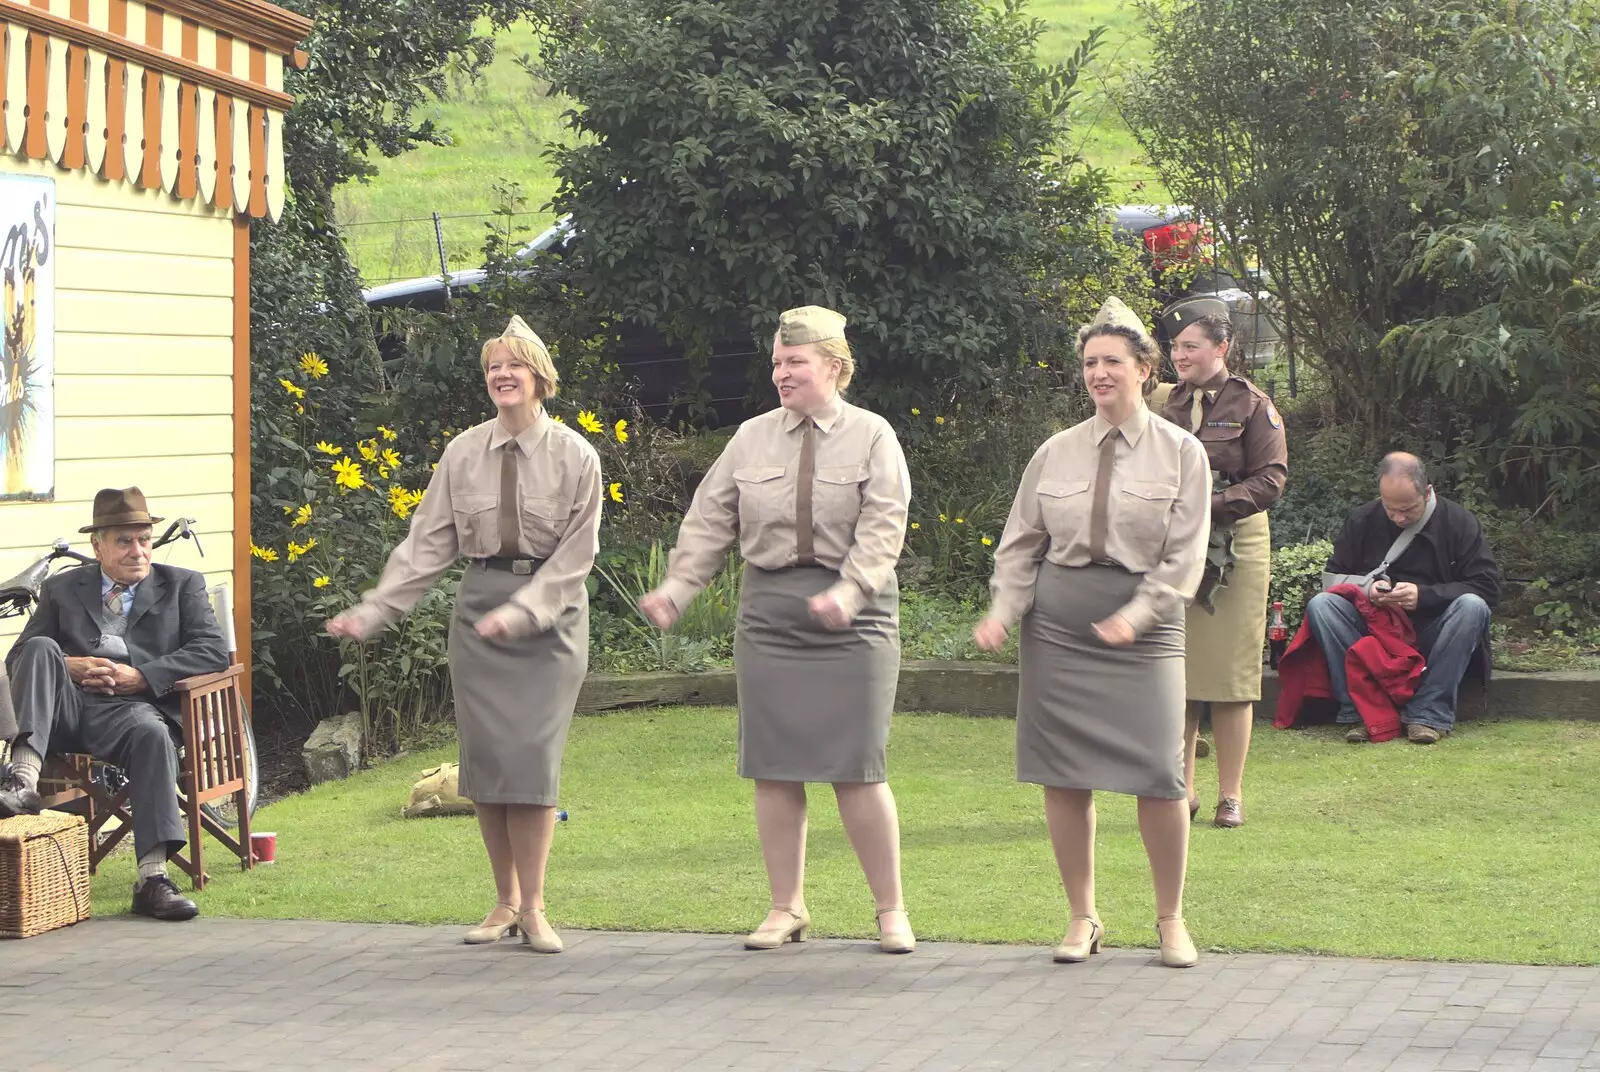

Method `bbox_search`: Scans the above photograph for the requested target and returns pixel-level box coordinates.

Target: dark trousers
[7,637,185,859]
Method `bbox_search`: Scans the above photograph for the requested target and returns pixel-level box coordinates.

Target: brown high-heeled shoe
[744,907,810,950]
[1052,916,1102,963]
[876,908,915,954]
[462,904,519,945]
[1155,915,1198,968]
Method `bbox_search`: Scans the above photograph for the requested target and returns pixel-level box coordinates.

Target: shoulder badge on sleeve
[1266,402,1282,429]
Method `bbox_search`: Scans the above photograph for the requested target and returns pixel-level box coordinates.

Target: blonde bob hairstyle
[777,333,855,392]
[480,336,560,401]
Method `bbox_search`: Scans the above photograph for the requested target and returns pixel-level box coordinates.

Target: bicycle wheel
[198,698,260,828]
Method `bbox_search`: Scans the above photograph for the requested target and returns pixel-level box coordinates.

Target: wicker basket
[0,810,92,938]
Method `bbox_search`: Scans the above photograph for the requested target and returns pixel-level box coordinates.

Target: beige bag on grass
[401,763,476,819]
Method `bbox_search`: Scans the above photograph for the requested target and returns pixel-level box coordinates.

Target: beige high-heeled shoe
[1052,915,1102,963]
[518,907,564,954]
[462,904,519,945]
[1155,915,1198,968]
[744,907,810,950]
[876,908,915,954]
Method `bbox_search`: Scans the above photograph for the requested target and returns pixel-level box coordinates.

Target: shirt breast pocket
[450,493,498,551]
[814,464,866,524]
[1197,421,1246,472]
[1036,479,1091,544]
[1119,480,1179,546]
[733,465,788,525]
[520,494,568,555]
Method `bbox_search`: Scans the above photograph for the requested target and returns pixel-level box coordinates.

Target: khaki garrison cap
[500,314,550,356]
[1085,296,1155,344]
[777,305,847,346]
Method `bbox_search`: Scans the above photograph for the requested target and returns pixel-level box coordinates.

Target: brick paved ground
[2,918,1598,1071]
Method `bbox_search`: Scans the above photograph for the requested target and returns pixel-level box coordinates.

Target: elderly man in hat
[1,488,228,920]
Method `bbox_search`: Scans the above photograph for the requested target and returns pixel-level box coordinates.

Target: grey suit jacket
[5,562,229,725]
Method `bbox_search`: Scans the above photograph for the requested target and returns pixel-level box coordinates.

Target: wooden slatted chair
[36,585,253,890]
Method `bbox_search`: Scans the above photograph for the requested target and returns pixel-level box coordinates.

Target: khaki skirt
[1017,563,1187,798]
[448,563,588,806]
[733,565,900,783]
[1185,510,1271,702]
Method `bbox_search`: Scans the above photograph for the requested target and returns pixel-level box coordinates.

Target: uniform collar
[1199,366,1232,396]
[489,408,554,454]
[782,393,845,433]
[1091,402,1150,447]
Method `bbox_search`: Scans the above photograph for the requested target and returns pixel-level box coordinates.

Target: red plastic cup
[250,831,277,864]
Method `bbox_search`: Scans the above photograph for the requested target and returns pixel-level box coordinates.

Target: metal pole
[432,211,450,296]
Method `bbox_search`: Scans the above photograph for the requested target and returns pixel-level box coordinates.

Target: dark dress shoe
[0,770,43,819]
[1406,723,1444,744]
[132,875,199,921]
[1213,798,1245,828]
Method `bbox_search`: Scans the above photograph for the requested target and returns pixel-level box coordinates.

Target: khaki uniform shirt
[660,395,910,621]
[1161,369,1288,525]
[351,412,602,638]
[987,403,1212,635]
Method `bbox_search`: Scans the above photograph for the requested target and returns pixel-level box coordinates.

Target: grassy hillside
[334,2,1156,285]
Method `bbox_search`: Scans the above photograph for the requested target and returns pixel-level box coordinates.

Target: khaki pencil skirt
[1017,562,1187,799]
[448,563,588,806]
[734,565,900,783]
[1185,511,1271,702]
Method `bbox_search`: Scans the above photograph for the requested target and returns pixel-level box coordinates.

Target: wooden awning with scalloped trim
[0,0,311,220]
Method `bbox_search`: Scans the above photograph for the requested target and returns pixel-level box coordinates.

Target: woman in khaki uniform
[327,316,602,954]
[1156,297,1288,829]
[639,306,915,955]
[975,297,1211,968]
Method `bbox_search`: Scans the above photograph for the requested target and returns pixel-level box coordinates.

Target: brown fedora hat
[79,487,164,533]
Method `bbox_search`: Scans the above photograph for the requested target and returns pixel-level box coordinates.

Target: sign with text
[0,174,55,503]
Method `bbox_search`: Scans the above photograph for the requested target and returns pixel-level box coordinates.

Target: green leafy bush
[1270,540,1334,631]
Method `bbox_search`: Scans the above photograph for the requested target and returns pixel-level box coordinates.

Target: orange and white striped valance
[0,0,310,221]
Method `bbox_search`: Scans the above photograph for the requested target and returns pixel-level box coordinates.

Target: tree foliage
[1130,0,1600,521]
[539,0,1119,407]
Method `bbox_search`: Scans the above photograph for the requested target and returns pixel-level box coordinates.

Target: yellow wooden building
[0,0,311,696]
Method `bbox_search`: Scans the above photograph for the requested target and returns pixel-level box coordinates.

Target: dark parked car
[362,218,762,427]
[1112,205,1282,368]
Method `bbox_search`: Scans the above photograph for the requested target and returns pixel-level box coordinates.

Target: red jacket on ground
[1273,584,1427,742]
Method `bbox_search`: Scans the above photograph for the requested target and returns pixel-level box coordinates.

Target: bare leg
[1136,796,1190,919]
[504,804,559,912]
[1211,701,1254,802]
[1044,787,1097,944]
[474,803,520,924]
[1183,702,1203,811]
[833,782,904,912]
[755,780,808,929]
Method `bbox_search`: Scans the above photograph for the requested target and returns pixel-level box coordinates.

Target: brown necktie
[1087,429,1119,563]
[794,417,817,566]
[104,584,128,618]
[1189,388,1205,434]
[497,442,520,557]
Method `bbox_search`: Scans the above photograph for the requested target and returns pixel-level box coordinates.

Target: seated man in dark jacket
[0,489,229,920]
[1305,453,1500,744]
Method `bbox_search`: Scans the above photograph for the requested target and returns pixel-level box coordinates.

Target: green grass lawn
[92,709,1600,965]
[334,2,1160,284]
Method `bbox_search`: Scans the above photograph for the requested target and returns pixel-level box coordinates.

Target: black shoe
[131,875,199,921]
[0,767,43,819]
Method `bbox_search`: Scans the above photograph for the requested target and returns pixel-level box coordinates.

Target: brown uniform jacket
[1160,368,1288,525]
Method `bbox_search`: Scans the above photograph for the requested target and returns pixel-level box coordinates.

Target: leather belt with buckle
[476,556,542,576]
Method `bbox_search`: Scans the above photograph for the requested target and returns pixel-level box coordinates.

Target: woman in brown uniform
[974,297,1210,968]
[639,306,915,954]
[1158,297,1287,829]
[327,316,602,954]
